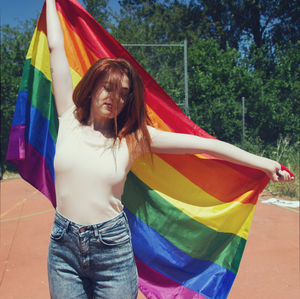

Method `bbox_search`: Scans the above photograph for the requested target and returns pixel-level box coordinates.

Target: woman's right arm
[46,0,73,116]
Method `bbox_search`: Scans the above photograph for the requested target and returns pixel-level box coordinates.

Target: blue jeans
[47,210,138,299]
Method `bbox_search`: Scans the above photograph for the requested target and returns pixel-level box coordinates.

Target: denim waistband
[54,210,127,236]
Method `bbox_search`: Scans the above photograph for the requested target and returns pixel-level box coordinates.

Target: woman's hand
[263,160,294,183]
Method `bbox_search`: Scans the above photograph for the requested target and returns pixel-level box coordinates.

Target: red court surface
[1,178,299,298]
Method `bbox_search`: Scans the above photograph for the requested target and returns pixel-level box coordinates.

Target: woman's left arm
[148,127,294,183]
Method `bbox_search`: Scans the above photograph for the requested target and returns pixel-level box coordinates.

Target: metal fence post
[242,97,245,149]
[184,39,189,116]
[122,41,189,116]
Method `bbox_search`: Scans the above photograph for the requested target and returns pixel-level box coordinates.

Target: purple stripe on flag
[6,124,26,161]
[8,139,56,207]
[136,257,206,299]
[125,207,235,298]
[7,92,57,181]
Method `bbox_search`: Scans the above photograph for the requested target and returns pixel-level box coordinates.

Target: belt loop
[93,225,99,237]
[123,210,128,223]
[65,220,70,233]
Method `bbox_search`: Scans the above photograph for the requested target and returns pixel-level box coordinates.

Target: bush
[244,136,299,200]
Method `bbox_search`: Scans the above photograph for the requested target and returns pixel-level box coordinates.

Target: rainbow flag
[6,0,271,298]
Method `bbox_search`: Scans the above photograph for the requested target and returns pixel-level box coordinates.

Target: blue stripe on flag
[125,207,235,299]
[11,91,56,181]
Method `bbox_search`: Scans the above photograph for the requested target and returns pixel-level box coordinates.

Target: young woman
[46,0,293,298]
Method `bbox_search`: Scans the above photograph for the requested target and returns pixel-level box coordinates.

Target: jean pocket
[50,221,66,241]
[100,219,130,246]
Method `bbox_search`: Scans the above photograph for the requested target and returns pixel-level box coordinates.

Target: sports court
[1,178,299,298]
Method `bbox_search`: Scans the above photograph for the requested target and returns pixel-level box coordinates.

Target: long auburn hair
[73,58,152,158]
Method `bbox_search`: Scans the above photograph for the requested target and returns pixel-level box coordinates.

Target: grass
[2,170,20,180]
[245,136,299,201]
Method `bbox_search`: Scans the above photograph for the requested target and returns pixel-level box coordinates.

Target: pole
[122,41,189,115]
[184,39,189,116]
[242,97,245,149]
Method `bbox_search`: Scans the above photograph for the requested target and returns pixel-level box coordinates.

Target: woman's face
[90,75,130,120]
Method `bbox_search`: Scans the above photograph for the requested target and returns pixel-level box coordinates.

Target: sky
[0,0,119,27]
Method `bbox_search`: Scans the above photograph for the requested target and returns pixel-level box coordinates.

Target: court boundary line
[0,209,54,222]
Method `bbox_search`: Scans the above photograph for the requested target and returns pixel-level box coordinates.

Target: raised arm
[148,127,294,183]
[46,0,73,116]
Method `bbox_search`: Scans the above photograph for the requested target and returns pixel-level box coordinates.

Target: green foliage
[116,0,300,50]
[244,136,299,200]
[199,0,300,49]
[82,0,113,30]
[123,45,185,106]
[188,39,256,142]
[0,20,35,174]
[114,0,204,43]
[267,140,299,200]
[244,42,300,144]
[186,39,300,147]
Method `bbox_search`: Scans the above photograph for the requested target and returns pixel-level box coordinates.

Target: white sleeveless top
[54,106,131,225]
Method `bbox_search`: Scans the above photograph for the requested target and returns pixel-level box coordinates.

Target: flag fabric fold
[6,0,272,298]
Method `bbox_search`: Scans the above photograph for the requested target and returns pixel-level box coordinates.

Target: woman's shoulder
[147,125,168,138]
[57,104,79,134]
[58,104,76,121]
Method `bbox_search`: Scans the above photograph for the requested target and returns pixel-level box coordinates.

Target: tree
[188,38,259,143]
[189,39,300,145]
[82,0,113,30]
[0,20,36,174]
[116,0,299,50]
[245,42,300,143]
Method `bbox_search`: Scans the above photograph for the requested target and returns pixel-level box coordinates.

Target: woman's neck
[87,116,114,138]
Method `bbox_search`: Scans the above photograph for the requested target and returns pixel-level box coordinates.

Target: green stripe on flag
[123,171,246,274]
[19,59,58,142]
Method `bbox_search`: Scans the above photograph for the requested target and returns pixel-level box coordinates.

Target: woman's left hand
[264,161,295,183]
